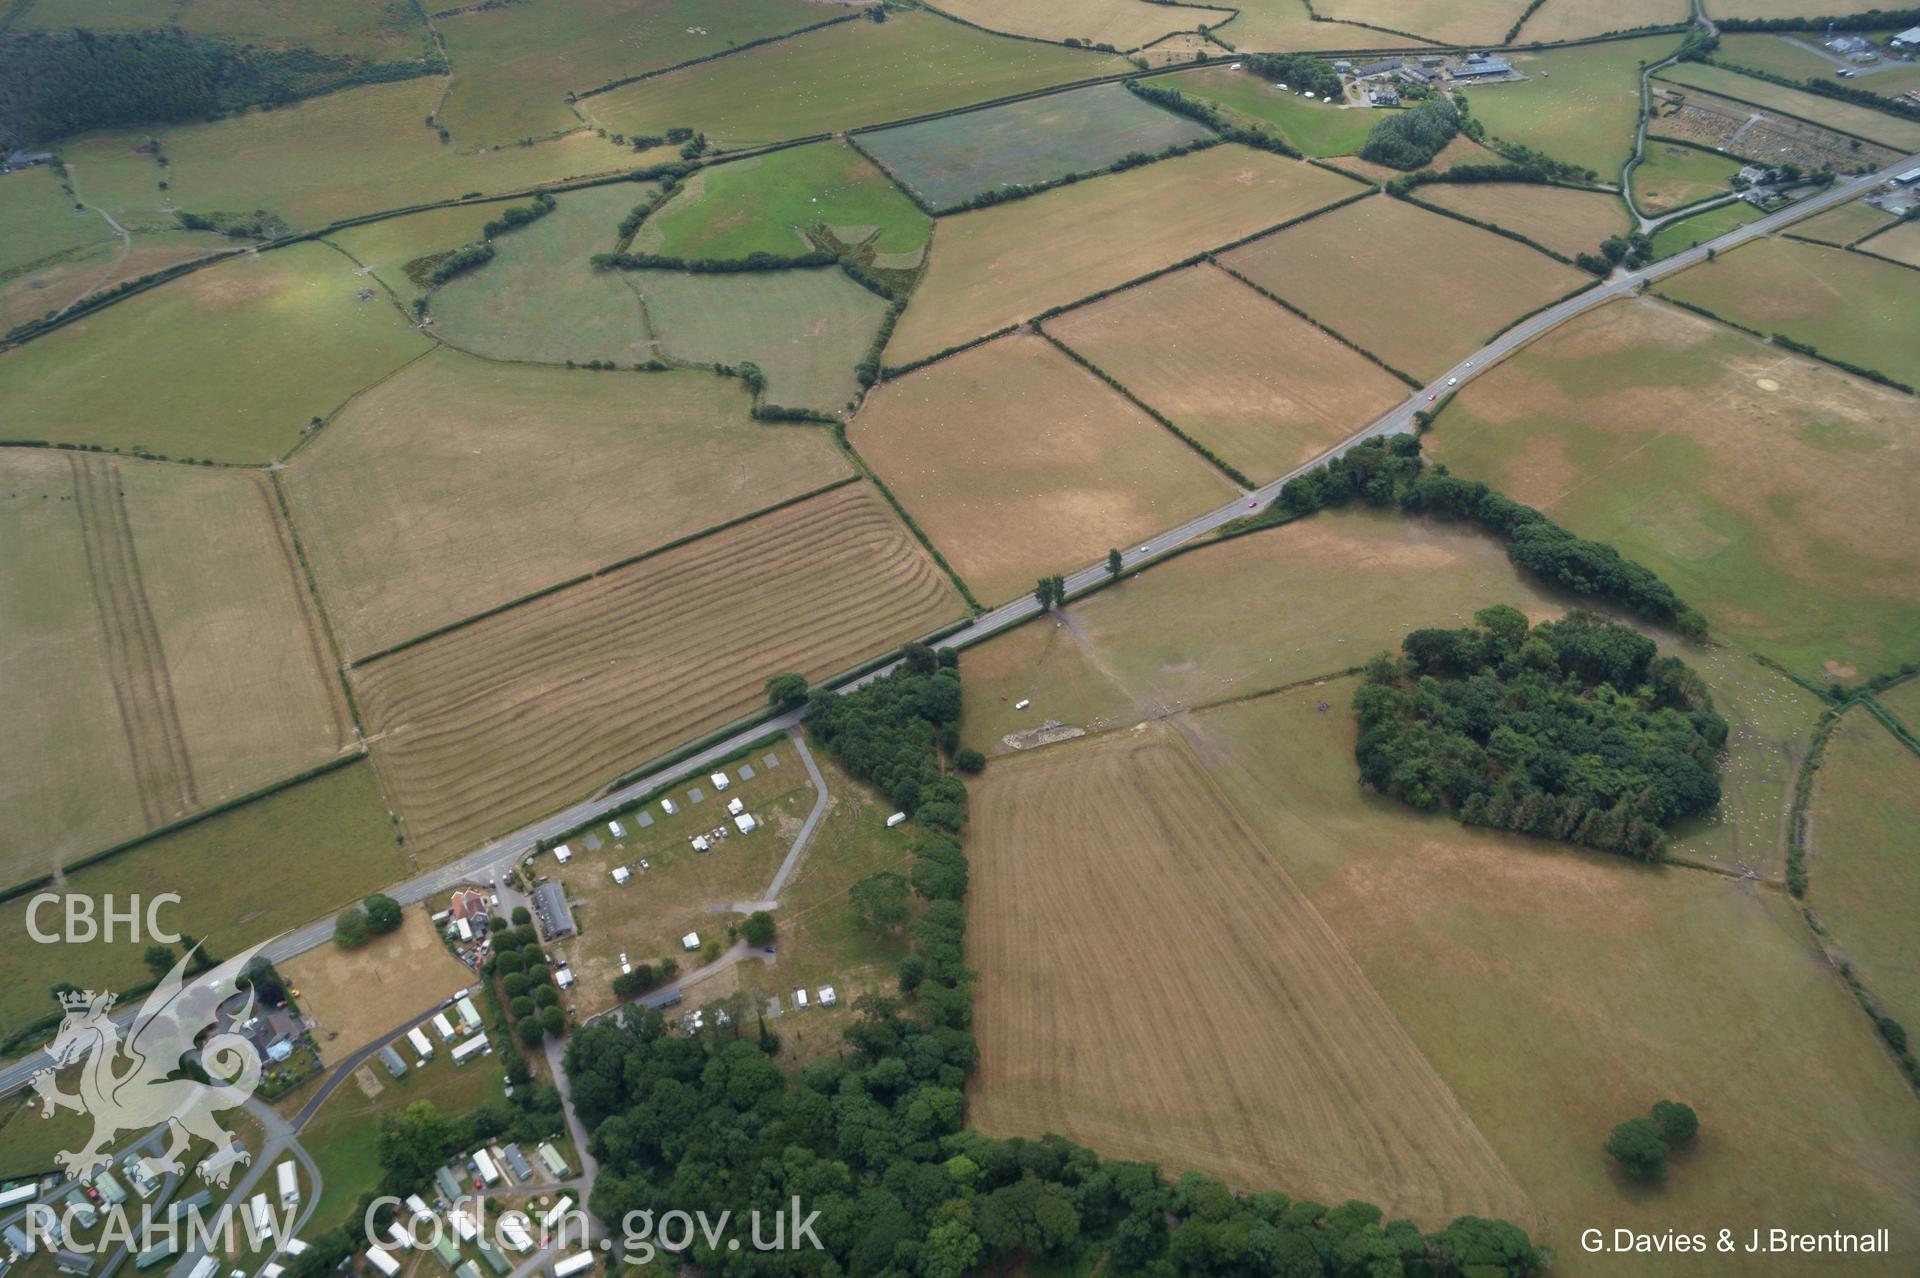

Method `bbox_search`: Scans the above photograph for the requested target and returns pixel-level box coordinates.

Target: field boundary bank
[1208,257,1425,387]
[347,473,866,668]
[0,751,369,906]
[1847,239,1920,276]
[571,12,863,101]
[1032,324,1253,487]
[1397,190,1585,267]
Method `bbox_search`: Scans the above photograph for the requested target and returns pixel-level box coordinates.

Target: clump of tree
[1355,607,1725,860]
[765,671,808,711]
[1359,97,1459,170]
[333,893,405,948]
[487,926,566,1046]
[609,958,677,1000]
[481,191,555,238]
[1244,52,1344,99]
[1033,574,1067,610]
[416,241,494,286]
[176,208,289,240]
[1606,1099,1699,1180]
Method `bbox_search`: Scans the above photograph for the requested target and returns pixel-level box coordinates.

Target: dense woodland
[1356,608,1725,859]
[1359,98,1460,170]
[554,655,1545,1278]
[0,29,437,147]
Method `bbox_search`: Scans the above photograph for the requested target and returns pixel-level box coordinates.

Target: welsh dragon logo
[29,945,269,1187]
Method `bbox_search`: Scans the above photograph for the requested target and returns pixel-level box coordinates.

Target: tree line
[556,649,1546,1277]
[1356,606,1726,859]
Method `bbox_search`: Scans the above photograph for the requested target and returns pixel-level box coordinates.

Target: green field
[0,241,432,461]
[632,266,890,412]
[1432,297,1920,683]
[1647,196,1767,256]
[1633,139,1739,214]
[0,166,115,285]
[324,200,505,295]
[1194,680,1920,1275]
[1786,194,1899,246]
[638,140,930,260]
[1661,236,1920,388]
[1656,60,1920,150]
[1461,35,1684,179]
[0,761,405,1045]
[431,182,654,365]
[59,78,641,235]
[1149,65,1376,158]
[435,0,834,144]
[1716,33,1860,84]
[283,350,849,657]
[581,11,1128,148]
[855,83,1214,210]
[1808,711,1920,1034]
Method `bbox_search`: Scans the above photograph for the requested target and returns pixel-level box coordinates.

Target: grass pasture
[582,12,1128,149]
[632,266,892,412]
[0,242,432,461]
[62,79,643,236]
[1704,0,1906,19]
[282,351,849,658]
[174,0,430,59]
[1193,681,1920,1273]
[1415,182,1628,258]
[968,722,1533,1225]
[928,0,1223,50]
[1432,297,1920,683]
[430,182,653,365]
[1857,215,1920,268]
[1633,139,1739,215]
[1808,712,1920,1034]
[1716,33,1861,84]
[0,761,403,1044]
[1044,262,1408,483]
[1,231,225,336]
[1785,195,1898,246]
[434,0,834,144]
[1218,195,1590,382]
[956,506,1569,757]
[1647,197,1766,257]
[351,482,961,857]
[1148,66,1376,158]
[324,200,504,295]
[1460,36,1684,179]
[1313,0,1533,44]
[887,143,1361,365]
[856,83,1214,210]
[1515,0,1690,41]
[637,140,929,260]
[1,451,353,872]
[1662,237,1920,388]
[0,165,117,289]
[1211,0,1436,49]
[1656,61,1920,150]
[848,333,1239,605]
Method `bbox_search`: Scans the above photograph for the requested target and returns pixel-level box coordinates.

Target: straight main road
[4,150,1912,1102]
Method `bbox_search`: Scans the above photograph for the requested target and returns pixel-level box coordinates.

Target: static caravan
[404,1195,432,1222]
[92,1171,126,1205]
[450,1209,478,1243]
[386,1223,412,1252]
[709,772,730,791]
[186,1257,217,1278]
[476,1238,510,1276]
[431,1013,457,1042]
[365,1247,401,1278]
[472,1149,500,1186]
[539,1196,574,1234]
[498,1219,533,1254]
[552,1254,594,1278]
[407,1027,434,1061]
[248,1192,274,1246]
[0,1184,37,1210]
[378,1045,409,1078]
[535,1143,571,1179]
[455,997,481,1032]
[451,1033,490,1065]
[433,1167,462,1202]
[455,1261,482,1278]
[276,1161,299,1209]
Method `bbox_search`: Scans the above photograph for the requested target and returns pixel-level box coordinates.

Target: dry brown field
[1214,0,1434,49]
[1194,681,1920,1273]
[1,451,352,874]
[1135,33,1235,66]
[283,351,850,658]
[1314,0,1532,43]
[352,482,961,857]
[283,909,476,1060]
[1044,263,1409,483]
[847,333,1239,605]
[967,721,1534,1226]
[1,234,223,333]
[1704,0,1898,18]
[1432,298,1920,681]
[1219,195,1589,381]
[885,144,1362,365]
[1858,216,1920,268]
[1788,197,1899,248]
[1416,182,1628,259]
[931,0,1223,50]
[1516,0,1689,41]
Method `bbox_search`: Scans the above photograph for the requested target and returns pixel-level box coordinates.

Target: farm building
[1826,33,1872,55]
[532,882,575,939]
[408,1026,435,1060]
[4,150,52,168]
[365,1250,401,1278]
[1894,25,1920,47]
[452,1033,491,1065]
[1893,167,1920,186]
[733,813,758,834]
[1452,54,1513,78]
[378,1044,409,1077]
[1354,57,1403,77]
[537,1143,572,1179]
[501,1144,535,1182]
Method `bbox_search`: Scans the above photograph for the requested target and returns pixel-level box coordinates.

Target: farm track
[68,455,198,827]
[353,484,959,855]
[967,724,1535,1225]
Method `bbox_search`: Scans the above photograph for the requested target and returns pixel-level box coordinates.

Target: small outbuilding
[681,931,701,951]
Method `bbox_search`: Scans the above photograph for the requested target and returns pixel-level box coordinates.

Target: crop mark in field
[68,455,198,826]
[249,474,353,752]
